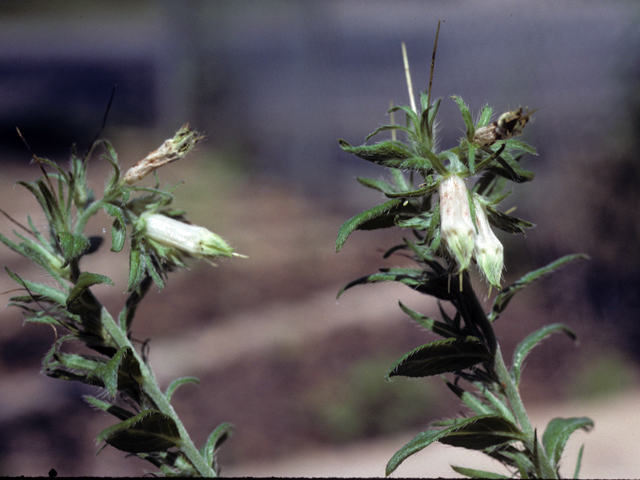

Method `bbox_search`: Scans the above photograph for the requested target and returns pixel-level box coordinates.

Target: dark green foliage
[387,337,492,378]
[337,45,591,477]
[1,127,227,476]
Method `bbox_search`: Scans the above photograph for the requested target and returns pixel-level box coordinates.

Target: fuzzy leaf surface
[103,203,127,253]
[386,415,522,476]
[451,465,509,479]
[66,272,114,309]
[387,337,492,378]
[512,323,577,385]
[202,422,234,469]
[96,410,182,453]
[438,415,524,449]
[58,232,91,267]
[490,254,589,321]
[165,376,201,402]
[335,198,404,252]
[542,417,593,468]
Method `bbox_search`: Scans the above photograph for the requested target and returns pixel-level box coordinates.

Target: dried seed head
[473,107,535,147]
[439,175,475,273]
[472,195,504,287]
[124,124,203,185]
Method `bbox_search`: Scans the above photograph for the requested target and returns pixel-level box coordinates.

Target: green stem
[494,345,557,479]
[100,307,216,477]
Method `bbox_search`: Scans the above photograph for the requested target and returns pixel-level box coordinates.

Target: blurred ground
[227,388,640,478]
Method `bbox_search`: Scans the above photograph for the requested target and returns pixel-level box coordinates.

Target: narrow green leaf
[356,176,397,195]
[66,272,114,309]
[474,382,516,425]
[422,147,448,175]
[4,267,68,304]
[490,254,589,321]
[338,139,413,164]
[165,377,201,402]
[96,410,182,453]
[451,95,475,141]
[444,379,494,416]
[419,97,442,149]
[386,429,449,476]
[335,198,403,252]
[389,104,421,133]
[468,142,477,174]
[476,105,493,128]
[438,415,524,450]
[398,301,458,338]
[542,417,593,468]
[451,465,509,479]
[573,444,585,479]
[503,138,537,155]
[103,203,127,253]
[144,250,165,290]
[387,337,492,378]
[202,422,234,468]
[511,324,577,386]
[533,429,558,479]
[338,267,451,300]
[58,232,90,267]
[486,205,534,235]
[365,123,414,141]
[395,214,432,230]
[84,395,135,422]
[94,347,130,398]
[386,415,522,476]
[491,151,535,183]
[119,275,152,333]
[127,241,146,292]
[385,180,439,198]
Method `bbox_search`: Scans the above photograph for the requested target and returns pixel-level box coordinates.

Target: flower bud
[143,213,241,260]
[124,124,203,185]
[439,175,474,273]
[472,195,504,287]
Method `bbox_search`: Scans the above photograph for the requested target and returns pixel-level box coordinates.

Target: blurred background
[1,0,639,477]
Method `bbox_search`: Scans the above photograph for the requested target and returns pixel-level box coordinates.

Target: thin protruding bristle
[401,42,417,114]
[427,20,441,108]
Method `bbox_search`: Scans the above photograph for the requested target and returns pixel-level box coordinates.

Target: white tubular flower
[439,174,475,273]
[143,213,242,260]
[472,195,504,287]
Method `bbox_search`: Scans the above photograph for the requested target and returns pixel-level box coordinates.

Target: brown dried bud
[473,107,535,147]
[123,124,203,185]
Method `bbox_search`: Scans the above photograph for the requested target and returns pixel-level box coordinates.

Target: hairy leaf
[387,337,492,378]
[97,410,182,453]
[451,465,509,479]
[490,254,589,322]
[66,272,114,309]
[165,377,201,402]
[438,415,524,449]
[103,203,127,253]
[542,417,593,468]
[335,198,404,252]
[202,422,234,469]
[58,232,91,267]
[512,323,577,386]
[386,415,522,476]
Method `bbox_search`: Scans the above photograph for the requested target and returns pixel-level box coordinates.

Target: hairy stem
[494,345,557,479]
[100,307,216,477]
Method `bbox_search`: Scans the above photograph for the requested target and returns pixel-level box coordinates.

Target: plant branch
[100,306,216,477]
[494,345,557,479]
